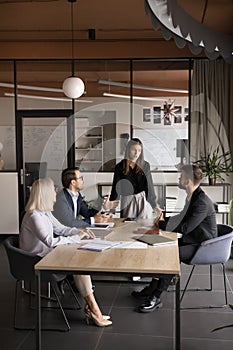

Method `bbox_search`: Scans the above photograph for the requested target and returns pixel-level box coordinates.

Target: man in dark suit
[132,164,217,312]
[53,167,111,228]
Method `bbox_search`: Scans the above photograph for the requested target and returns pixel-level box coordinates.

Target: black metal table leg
[175,276,181,350]
[36,270,41,350]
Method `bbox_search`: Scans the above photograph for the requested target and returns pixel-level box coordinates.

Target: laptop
[135,234,176,246]
[89,228,113,239]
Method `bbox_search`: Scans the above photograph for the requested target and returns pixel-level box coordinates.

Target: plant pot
[209,177,216,185]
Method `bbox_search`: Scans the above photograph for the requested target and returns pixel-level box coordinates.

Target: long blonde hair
[25,178,55,212]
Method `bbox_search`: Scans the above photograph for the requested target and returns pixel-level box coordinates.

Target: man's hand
[153,207,162,218]
[94,211,112,223]
[103,193,119,211]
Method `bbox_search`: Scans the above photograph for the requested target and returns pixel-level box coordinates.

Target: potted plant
[194,146,232,185]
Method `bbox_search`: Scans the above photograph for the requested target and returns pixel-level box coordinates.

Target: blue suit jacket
[53,189,98,228]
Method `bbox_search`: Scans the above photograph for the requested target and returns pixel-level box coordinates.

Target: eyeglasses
[75,176,83,181]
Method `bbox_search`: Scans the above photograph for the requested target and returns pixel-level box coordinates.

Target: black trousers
[151,241,199,297]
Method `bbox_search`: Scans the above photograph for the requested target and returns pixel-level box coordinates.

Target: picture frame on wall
[174,106,182,123]
[184,107,189,122]
[143,108,151,122]
[153,106,161,124]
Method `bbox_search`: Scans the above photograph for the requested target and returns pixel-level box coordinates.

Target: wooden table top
[35,220,180,276]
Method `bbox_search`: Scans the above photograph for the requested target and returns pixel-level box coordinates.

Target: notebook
[135,234,176,246]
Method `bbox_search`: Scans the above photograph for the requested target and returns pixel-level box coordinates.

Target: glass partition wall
[0,58,190,174]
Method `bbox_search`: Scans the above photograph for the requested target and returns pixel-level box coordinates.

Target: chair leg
[181,263,230,309]
[65,278,82,310]
[222,263,228,306]
[14,280,35,330]
[14,280,70,331]
[21,279,56,302]
[50,282,70,332]
[180,265,195,302]
[208,265,213,291]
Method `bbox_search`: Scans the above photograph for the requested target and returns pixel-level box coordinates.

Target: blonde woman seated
[19,177,112,327]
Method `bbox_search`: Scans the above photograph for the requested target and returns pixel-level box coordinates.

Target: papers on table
[78,238,147,251]
[78,239,120,252]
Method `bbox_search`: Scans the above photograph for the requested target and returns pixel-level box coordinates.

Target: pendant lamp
[62,0,85,99]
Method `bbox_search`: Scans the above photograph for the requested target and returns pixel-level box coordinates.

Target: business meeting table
[35,219,181,350]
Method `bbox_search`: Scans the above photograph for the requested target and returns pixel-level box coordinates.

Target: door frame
[16,109,74,220]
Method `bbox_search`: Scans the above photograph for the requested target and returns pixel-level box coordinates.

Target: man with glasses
[53,167,111,228]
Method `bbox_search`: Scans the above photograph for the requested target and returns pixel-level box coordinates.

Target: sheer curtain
[190,59,233,163]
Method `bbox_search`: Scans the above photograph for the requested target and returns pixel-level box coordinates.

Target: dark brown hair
[123,138,144,175]
[61,167,80,188]
[181,164,203,185]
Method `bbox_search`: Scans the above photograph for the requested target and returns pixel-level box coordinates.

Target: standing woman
[19,177,112,327]
[106,138,161,219]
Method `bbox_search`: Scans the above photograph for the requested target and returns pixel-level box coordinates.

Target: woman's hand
[78,228,96,240]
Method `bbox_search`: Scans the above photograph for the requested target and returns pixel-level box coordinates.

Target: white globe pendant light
[63,0,85,99]
[63,76,84,99]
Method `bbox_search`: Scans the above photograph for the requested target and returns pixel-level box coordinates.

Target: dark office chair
[180,224,233,309]
[3,236,81,331]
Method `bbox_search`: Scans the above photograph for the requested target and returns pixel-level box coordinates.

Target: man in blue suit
[53,167,111,228]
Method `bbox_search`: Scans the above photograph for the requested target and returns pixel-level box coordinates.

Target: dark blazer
[109,160,157,209]
[53,189,98,228]
[159,186,217,244]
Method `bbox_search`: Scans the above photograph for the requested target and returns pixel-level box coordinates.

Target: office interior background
[0,0,232,234]
[0,1,233,349]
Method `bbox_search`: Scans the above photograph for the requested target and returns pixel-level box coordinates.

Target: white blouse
[20,210,81,257]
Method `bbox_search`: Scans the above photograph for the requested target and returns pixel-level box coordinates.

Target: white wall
[0,172,19,234]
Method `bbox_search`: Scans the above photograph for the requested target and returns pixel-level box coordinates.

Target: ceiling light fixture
[4,93,92,103]
[62,0,85,99]
[98,79,188,94]
[103,92,164,101]
[145,0,233,63]
[0,82,63,93]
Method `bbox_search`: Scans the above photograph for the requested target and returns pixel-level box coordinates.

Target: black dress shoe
[138,296,162,313]
[131,286,152,300]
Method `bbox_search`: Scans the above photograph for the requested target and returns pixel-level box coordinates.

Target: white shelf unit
[97,182,231,224]
[164,183,231,224]
[75,125,103,172]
